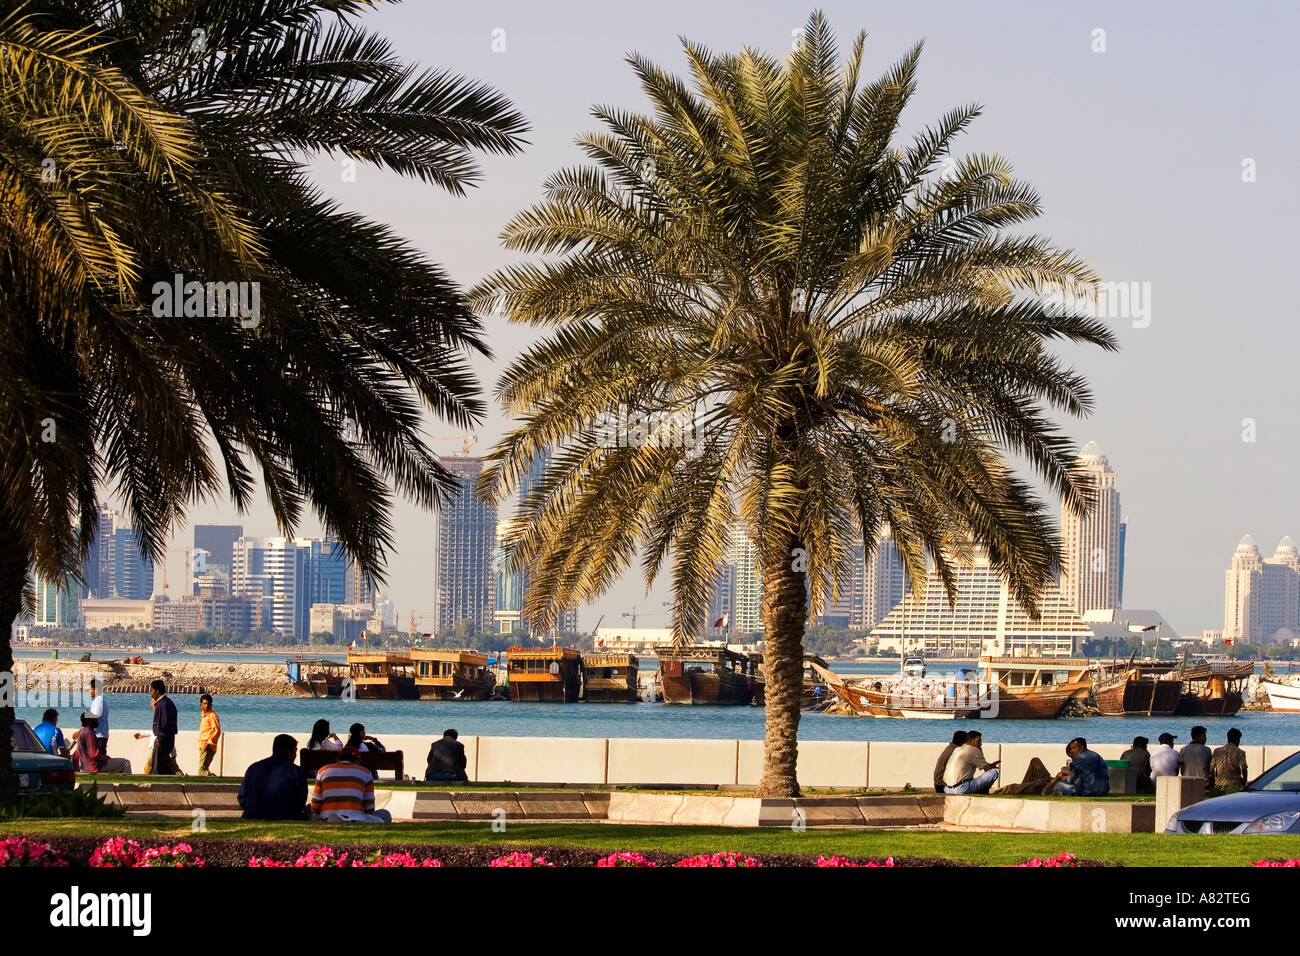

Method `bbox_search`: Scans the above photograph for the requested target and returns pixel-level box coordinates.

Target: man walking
[149,679,179,775]
[198,694,221,776]
[87,678,111,754]
[1210,728,1249,790]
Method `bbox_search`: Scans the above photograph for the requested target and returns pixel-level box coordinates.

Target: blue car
[1165,749,1300,834]
[10,719,77,794]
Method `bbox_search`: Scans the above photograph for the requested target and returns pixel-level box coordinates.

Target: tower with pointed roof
[1224,535,1300,642]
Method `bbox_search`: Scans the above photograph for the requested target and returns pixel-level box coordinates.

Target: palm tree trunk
[0,509,27,807]
[757,531,807,798]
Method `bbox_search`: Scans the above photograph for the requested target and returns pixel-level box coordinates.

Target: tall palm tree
[0,0,527,802]
[473,11,1115,797]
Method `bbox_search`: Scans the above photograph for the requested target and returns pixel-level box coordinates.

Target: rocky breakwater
[14,659,297,698]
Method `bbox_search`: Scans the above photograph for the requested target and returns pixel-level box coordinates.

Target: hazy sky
[158,0,1299,637]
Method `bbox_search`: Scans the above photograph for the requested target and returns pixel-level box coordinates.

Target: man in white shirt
[87,678,110,750]
[1149,732,1180,778]
[943,730,1001,794]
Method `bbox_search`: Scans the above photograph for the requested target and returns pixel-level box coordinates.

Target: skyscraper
[111,525,155,599]
[1225,535,1300,643]
[1060,441,1123,614]
[231,536,311,638]
[433,456,496,634]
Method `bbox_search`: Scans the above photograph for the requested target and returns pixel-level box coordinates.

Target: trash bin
[52,649,58,660]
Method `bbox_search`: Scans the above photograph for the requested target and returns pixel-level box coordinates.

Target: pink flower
[596,852,658,867]
[368,852,443,867]
[139,843,205,867]
[248,856,287,867]
[0,837,69,868]
[674,851,762,868]
[1013,853,1079,868]
[89,837,144,868]
[489,852,553,867]
[817,855,895,867]
[293,847,354,867]
[1251,859,1300,867]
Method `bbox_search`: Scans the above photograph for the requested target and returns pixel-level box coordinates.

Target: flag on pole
[713,613,729,628]
[347,640,354,651]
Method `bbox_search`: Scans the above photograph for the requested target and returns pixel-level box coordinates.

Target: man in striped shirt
[310,747,392,823]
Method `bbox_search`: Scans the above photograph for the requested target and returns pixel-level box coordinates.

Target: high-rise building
[817,528,907,630]
[111,525,155,600]
[494,531,524,635]
[870,550,1093,657]
[230,536,313,638]
[1060,441,1123,614]
[307,537,348,606]
[1224,535,1300,643]
[193,524,243,574]
[81,503,115,598]
[433,457,496,635]
[725,527,763,637]
[32,571,80,627]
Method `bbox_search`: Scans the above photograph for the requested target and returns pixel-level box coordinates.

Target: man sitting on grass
[239,734,309,821]
[942,730,1000,794]
[1044,737,1110,796]
[933,730,968,794]
[311,746,392,823]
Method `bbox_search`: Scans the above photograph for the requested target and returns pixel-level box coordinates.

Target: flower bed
[1251,858,1300,867]
[0,837,69,867]
[10,835,975,868]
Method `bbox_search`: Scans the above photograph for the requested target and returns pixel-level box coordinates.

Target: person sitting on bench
[311,746,391,823]
[425,729,469,782]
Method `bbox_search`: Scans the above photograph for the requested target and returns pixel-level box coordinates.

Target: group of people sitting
[236,724,470,823]
[1119,726,1250,792]
[933,725,1253,797]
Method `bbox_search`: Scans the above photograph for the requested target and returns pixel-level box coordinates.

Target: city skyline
[46,0,1300,639]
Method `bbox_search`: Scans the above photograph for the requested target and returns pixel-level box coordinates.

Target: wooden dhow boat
[410,649,496,701]
[285,658,349,699]
[1174,659,1253,716]
[506,646,583,702]
[751,654,853,711]
[1260,675,1300,713]
[810,659,991,719]
[347,651,418,700]
[581,652,640,703]
[978,656,1094,719]
[1092,656,1183,716]
[656,645,759,705]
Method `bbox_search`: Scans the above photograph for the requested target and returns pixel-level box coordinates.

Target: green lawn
[4,818,1297,866]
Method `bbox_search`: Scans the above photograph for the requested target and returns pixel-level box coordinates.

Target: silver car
[1165,749,1300,834]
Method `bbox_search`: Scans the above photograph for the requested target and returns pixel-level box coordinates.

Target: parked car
[10,719,77,794]
[1165,749,1300,834]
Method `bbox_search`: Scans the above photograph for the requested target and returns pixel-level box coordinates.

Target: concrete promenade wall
[103,729,1300,787]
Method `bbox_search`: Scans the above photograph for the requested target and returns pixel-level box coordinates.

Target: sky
[155,0,1300,637]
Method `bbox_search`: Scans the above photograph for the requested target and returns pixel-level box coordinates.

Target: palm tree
[473,11,1115,797]
[0,0,526,802]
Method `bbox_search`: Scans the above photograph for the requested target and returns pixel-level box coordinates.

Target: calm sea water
[16,692,1300,746]
[16,648,1299,745]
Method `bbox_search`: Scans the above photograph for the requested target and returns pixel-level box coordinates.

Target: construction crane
[430,433,477,456]
[160,547,193,596]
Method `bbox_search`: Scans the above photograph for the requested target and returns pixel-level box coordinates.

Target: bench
[300,749,404,781]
